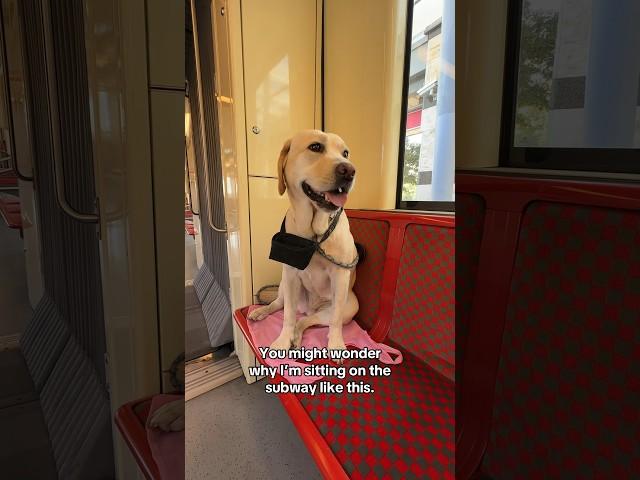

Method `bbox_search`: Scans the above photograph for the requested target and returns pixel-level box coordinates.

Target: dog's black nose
[336,162,356,181]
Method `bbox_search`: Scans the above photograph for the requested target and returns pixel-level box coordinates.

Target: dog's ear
[277,138,292,195]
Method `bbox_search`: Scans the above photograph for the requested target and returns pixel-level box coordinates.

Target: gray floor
[0,224,32,337]
[186,377,322,480]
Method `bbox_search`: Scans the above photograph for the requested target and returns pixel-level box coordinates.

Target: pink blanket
[146,394,185,480]
[247,305,402,384]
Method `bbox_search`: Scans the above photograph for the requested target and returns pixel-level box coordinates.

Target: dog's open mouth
[302,181,350,210]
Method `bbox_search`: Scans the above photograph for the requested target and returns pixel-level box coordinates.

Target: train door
[85,0,186,476]
[2,0,187,477]
[0,0,37,347]
[185,95,204,282]
[0,0,42,314]
[184,0,243,401]
[0,0,116,477]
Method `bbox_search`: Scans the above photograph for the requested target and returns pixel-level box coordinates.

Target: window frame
[396,0,455,212]
[500,0,640,174]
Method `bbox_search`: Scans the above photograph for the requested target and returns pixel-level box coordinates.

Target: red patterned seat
[0,170,18,188]
[298,351,454,480]
[235,210,455,479]
[389,224,454,381]
[349,217,390,331]
[481,202,640,479]
[295,221,455,478]
[456,174,640,480]
[0,192,22,230]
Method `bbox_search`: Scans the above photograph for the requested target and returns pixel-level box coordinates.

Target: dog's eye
[343,150,349,158]
[308,142,324,153]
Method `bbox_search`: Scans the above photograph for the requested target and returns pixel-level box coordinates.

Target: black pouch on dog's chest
[269,231,316,270]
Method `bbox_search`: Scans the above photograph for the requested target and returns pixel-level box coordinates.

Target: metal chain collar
[315,243,360,269]
[314,208,359,269]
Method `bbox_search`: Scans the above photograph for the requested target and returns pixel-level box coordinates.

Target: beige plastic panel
[323,0,406,209]
[211,0,253,311]
[248,177,288,297]
[212,0,259,384]
[457,0,508,168]
[149,89,185,391]
[85,0,160,477]
[242,0,318,178]
[147,0,185,88]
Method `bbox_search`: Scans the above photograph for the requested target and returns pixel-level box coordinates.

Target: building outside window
[502,0,640,173]
[399,0,454,207]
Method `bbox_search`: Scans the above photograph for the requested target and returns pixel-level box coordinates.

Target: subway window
[501,0,640,173]
[397,0,455,210]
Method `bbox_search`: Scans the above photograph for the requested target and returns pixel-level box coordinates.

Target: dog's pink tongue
[325,192,348,207]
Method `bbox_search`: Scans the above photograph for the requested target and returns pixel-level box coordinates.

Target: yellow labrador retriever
[248,130,359,359]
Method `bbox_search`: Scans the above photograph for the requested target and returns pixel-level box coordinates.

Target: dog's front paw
[328,338,347,364]
[148,399,185,432]
[270,334,292,351]
[248,306,269,321]
[292,326,305,348]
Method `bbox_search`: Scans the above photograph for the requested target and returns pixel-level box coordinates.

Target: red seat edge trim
[115,397,161,480]
[457,172,640,212]
[278,389,350,480]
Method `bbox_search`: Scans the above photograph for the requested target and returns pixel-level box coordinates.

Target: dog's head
[277,130,355,212]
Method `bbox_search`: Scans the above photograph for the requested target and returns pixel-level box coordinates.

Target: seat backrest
[346,211,455,368]
[455,194,485,390]
[456,174,640,479]
[348,216,390,331]
[389,223,455,380]
[481,201,639,478]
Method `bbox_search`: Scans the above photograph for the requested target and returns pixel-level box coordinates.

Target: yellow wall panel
[323,0,406,210]
[149,89,184,391]
[248,177,289,297]
[242,0,318,178]
[457,0,508,168]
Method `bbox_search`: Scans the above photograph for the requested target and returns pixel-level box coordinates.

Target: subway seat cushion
[482,202,640,478]
[298,352,454,479]
[389,224,454,380]
[349,217,390,331]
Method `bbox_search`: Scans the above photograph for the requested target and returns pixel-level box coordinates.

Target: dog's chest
[298,256,332,299]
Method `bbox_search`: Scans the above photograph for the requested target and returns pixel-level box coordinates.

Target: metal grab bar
[190,0,226,234]
[185,152,200,216]
[0,4,33,182]
[41,0,98,224]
